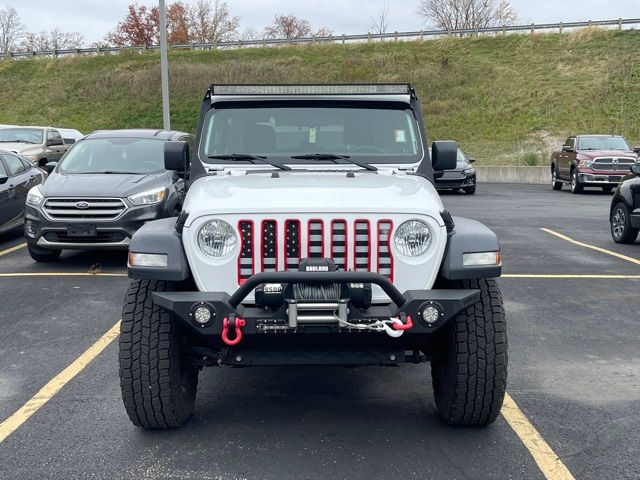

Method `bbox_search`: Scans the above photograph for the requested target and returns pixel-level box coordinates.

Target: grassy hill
[1,28,639,165]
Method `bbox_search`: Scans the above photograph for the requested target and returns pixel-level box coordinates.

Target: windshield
[0,127,44,144]
[57,138,166,174]
[201,104,422,165]
[578,137,631,151]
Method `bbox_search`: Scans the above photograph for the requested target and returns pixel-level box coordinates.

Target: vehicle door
[0,153,32,225]
[46,129,66,161]
[559,137,575,180]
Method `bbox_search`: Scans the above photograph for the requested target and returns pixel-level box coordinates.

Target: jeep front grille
[42,198,127,220]
[591,157,636,172]
[237,218,394,285]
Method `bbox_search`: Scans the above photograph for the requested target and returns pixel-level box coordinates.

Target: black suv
[24,129,193,262]
[610,164,640,244]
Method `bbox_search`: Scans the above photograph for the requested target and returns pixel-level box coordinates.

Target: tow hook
[392,315,414,331]
[222,316,246,346]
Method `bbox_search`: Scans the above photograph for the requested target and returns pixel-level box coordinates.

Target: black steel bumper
[153,271,480,343]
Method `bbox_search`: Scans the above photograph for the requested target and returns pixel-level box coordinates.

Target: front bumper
[578,170,627,186]
[435,173,476,190]
[25,202,166,250]
[152,271,480,365]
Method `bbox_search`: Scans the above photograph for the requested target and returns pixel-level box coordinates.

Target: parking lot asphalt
[0,183,638,480]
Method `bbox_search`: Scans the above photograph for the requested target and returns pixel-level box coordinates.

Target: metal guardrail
[1,17,638,59]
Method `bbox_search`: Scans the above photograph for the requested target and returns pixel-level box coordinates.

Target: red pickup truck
[550,135,639,194]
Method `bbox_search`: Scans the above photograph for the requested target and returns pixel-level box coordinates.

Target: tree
[370,3,390,35]
[417,0,517,32]
[0,5,25,53]
[264,14,332,40]
[21,29,85,51]
[189,0,239,44]
[106,4,160,47]
[167,1,191,44]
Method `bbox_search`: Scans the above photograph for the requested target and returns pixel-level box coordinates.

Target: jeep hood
[183,171,445,225]
[41,172,171,198]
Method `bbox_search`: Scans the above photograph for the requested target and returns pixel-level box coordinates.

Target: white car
[120,84,506,429]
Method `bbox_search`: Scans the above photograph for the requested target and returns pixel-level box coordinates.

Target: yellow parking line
[541,228,640,266]
[0,243,27,257]
[503,274,640,279]
[0,320,121,444]
[0,272,127,278]
[502,393,575,480]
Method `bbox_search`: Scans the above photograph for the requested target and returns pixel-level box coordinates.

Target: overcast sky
[8,0,640,44]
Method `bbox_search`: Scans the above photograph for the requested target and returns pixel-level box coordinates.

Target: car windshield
[578,137,631,151]
[200,104,422,165]
[0,127,43,144]
[57,137,166,174]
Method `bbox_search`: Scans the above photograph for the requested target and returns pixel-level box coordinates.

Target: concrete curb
[476,166,550,185]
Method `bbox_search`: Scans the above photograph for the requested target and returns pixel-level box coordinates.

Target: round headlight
[394,220,432,256]
[198,220,237,257]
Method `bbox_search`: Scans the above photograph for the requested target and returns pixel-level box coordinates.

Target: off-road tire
[119,279,199,429]
[464,185,476,195]
[570,168,583,194]
[611,202,639,244]
[431,278,507,426]
[551,166,562,190]
[27,244,61,262]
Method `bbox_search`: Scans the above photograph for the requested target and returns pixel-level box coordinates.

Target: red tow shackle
[392,315,413,331]
[221,316,246,346]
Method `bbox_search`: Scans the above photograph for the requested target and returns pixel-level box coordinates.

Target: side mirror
[0,175,7,185]
[633,147,640,154]
[431,140,457,171]
[469,158,476,164]
[631,164,640,175]
[44,162,58,173]
[164,141,190,172]
[561,145,574,153]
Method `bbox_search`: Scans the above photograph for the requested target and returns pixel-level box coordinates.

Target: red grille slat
[354,219,371,272]
[237,220,254,285]
[261,219,278,272]
[285,220,301,271]
[377,220,394,282]
[331,219,348,271]
[308,219,325,258]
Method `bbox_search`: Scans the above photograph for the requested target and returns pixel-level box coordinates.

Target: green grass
[1,28,639,165]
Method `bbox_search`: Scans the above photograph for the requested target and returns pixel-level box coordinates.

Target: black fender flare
[439,216,502,280]
[127,217,191,281]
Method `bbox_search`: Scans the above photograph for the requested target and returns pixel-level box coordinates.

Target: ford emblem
[75,201,90,209]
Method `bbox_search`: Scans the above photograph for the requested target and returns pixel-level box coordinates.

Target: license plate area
[67,223,97,237]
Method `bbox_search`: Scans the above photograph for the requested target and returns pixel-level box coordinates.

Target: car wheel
[27,245,61,262]
[431,278,507,426]
[551,167,562,190]
[119,279,199,428]
[602,186,613,194]
[611,202,639,244]
[570,169,583,194]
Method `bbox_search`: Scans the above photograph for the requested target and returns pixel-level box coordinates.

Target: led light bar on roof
[211,84,411,96]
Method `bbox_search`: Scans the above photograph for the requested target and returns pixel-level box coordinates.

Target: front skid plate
[152,288,481,337]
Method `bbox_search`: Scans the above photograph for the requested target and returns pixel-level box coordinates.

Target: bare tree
[189,0,239,44]
[264,14,332,40]
[370,3,390,35]
[0,5,25,53]
[238,26,259,42]
[417,0,517,32]
[21,29,84,51]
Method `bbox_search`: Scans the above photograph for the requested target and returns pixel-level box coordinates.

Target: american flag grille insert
[354,220,371,272]
[377,220,393,281]
[285,220,301,271]
[331,220,347,271]
[238,221,254,285]
[308,220,324,258]
[261,220,278,272]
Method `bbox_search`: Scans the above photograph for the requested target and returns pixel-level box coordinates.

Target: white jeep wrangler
[120,84,506,429]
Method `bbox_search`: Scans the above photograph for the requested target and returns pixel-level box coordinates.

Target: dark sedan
[434,148,477,194]
[610,164,640,244]
[0,149,44,234]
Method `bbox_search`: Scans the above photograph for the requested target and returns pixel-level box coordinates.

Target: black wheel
[570,168,583,194]
[551,166,562,190]
[431,278,507,426]
[119,279,199,428]
[464,185,476,195]
[602,186,613,194]
[611,202,639,244]
[27,244,61,262]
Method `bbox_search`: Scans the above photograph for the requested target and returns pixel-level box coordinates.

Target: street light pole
[159,0,170,130]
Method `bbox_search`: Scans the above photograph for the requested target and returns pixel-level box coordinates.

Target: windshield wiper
[207,154,290,171]
[290,153,377,171]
